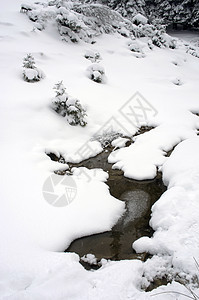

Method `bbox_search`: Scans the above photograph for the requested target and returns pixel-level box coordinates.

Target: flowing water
[46,128,167,268]
[65,149,166,265]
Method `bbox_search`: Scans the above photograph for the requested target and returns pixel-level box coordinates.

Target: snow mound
[23,67,45,82]
[86,63,106,83]
[134,137,199,281]
[132,13,148,25]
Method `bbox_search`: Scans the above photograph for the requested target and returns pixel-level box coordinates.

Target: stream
[47,128,167,269]
[65,149,166,267]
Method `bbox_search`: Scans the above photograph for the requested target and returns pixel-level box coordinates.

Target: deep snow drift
[1,0,199,299]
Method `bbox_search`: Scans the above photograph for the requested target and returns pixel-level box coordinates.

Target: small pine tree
[53,81,66,97]
[52,81,87,127]
[23,53,36,69]
[22,53,45,82]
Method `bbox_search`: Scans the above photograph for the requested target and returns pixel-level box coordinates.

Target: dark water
[46,127,167,267]
[65,149,166,263]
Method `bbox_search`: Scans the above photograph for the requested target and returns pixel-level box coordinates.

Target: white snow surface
[1,0,199,299]
[132,13,148,25]
[134,138,199,277]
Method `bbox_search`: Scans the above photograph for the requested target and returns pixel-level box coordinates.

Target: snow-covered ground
[1,1,199,299]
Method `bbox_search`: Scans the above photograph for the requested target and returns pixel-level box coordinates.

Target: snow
[23,67,44,81]
[1,0,199,299]
[111,136,129,148]
[128,39,144,53]
[24,67,38,80]
[81,253,98,265]
[109,121,198,180]
[134,138,199,281]
[86,63,106,83]
[132,13,148,25]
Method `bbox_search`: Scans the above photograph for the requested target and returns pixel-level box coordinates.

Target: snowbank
[1,0,199,299]
[134,138,199,281]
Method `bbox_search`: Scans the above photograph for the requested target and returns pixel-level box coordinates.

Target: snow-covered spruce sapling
[23,53,35,69]
[87,64,106,83]
[23,53,45,82]
[52,81,87,127]
[53,80,66,98]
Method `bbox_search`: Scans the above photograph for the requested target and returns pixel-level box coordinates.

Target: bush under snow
[172,78,184,86]
[132,13,148,25]
[186,45,199,58]
[52,81,87,127]
[20,1,175,47]
[92,131,122,148]
[22,53,45,82]
[151,32,177,49]
[86,64,106,83]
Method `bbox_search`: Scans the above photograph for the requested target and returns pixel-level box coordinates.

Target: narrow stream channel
[47,127,167,269]
[64,149,166,265]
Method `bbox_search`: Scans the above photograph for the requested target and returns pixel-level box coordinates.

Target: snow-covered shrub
[132,13,148,25]
[172,78,183,86]
[190,38,199,48]
[52,81,87,127]
[21,3,34,13]
[128,39,145,57]
[169,39,178,50]
[92,131,122,148]
[128,40,143,53]
[105,0,146,20]
[84,50,101,63]
[134,24,154,38]
[74,4,127,34]
[152,32,177,49]
[21,2,56,31]
[56,7,94,43]
[56,4,132,43]
[172,60,179,66]
[147,39,154,50]
[21,0,179,48]
[151,32,166,48]
[118,26,130,37]
[22,53,45,82]
[131,21,167,41]
[86,64,105,83]
[23,68,44,82]
[186,46,199,58]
